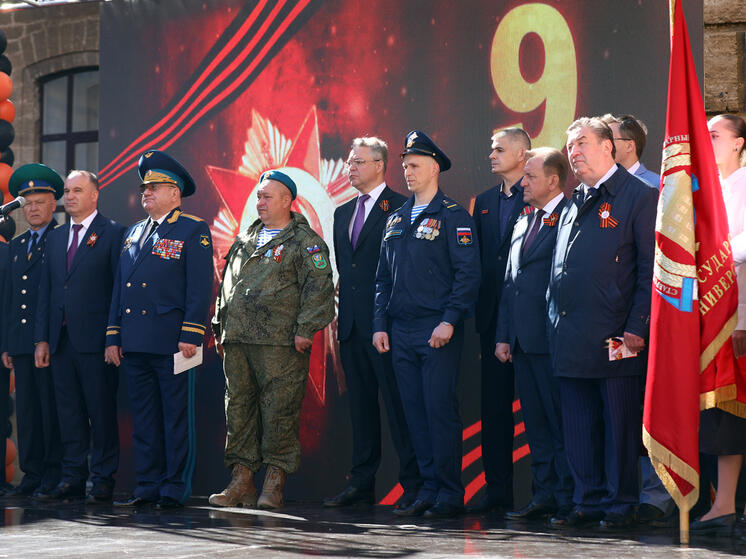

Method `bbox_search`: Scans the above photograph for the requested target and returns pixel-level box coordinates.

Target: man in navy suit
[105,150,213,509]
[547,117,656,529]
[1,164,63,498]
[34,170,124,502]
[0,215,15,496]
[603,114,660,189]
[603,114,671,522]
[470,127,530,514]
[495,148,572,521]
[324,137,420,510]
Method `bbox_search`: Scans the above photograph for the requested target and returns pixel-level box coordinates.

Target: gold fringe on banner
[643,426,698,512]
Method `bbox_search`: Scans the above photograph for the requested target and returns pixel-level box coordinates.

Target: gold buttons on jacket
[21,289,26,295]
[125,308,131,314]
[21,275,27,280]
[142,282,147,288]
[21,319,26,324]
[126,282,132,287]
[141,310,147,315]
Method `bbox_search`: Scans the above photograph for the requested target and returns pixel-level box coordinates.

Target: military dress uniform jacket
[212,212,335,346]
[496,199,567,354]
[35,213,125,354]
[547,165,657,378]
[333,186,406,342]
[2,219,57,356]
[373,190,481,331]
[106,208,213,355]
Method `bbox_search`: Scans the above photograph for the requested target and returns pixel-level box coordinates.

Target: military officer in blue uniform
[1,164,63,497]
[374,131,481,519]
[105,150,214,509]
[34,170,124,503]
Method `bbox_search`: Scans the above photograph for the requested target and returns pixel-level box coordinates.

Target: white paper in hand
[174,345,203,374]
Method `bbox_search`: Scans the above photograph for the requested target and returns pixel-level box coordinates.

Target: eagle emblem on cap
[406,132,418,148]
[144,152,153,158]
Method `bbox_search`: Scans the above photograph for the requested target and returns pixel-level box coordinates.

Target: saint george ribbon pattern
[598,202,618,229]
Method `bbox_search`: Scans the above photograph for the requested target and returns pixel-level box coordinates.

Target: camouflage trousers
[222,343,309,474]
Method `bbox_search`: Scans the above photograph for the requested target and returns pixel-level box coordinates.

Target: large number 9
[490,3,577,149]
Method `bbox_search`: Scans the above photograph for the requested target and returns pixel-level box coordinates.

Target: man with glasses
[324,137,421,510]
[602,114,660,189]
[34,170,124,503]
[1,164,62,498]
[105,150,213,509]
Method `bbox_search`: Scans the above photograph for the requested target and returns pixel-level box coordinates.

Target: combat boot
[208,464,257,507]
[257,465,286,509]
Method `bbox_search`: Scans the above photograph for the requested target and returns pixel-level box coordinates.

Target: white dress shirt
[348,182,387,239]
[67,209,98,250]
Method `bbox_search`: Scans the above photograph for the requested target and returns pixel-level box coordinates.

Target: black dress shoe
[395,493,418,510]
[550,508,604,528]
[637,503,665,523]
[599,512,635,530]
[36,482,85,501]
[322,486,375,507]
[466,494,510,515]
[5,483,38,497]
[393,499,433,517]
[423,502,464,519]
[690,513,736,535]
[505,501,556,520]
[114,495,155,507]
[0,482,13,497]
[86,485,114,504]
[156,496,183,510]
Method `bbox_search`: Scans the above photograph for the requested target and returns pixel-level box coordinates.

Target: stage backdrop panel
[98,0,703,503]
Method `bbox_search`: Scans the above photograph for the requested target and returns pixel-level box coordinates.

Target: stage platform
[0,497,744,558]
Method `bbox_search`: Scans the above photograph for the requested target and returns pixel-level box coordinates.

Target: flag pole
[668,0,689,545]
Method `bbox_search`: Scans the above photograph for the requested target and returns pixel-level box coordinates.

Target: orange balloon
[0,100,15,123]
[0,74,11,101]
[5,438,16,464]
[0,162,11,203]
[8,371,13,395]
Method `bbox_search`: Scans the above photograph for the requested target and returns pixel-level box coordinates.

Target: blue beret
[260,170,297,200]
[400,130,452,172]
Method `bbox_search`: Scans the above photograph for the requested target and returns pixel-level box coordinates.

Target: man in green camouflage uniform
[210,170,334,509]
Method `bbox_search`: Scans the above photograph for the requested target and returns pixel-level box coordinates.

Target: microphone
[0,196,26,215]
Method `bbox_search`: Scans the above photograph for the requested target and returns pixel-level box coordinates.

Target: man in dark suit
[495,147,572,521]
[324,137,421,510]
[1,164,63,498]
[105,150,213,509]
[547,117,656,529]
[470,127,530,514]
[34,170,124,502]
[0,215,15,496]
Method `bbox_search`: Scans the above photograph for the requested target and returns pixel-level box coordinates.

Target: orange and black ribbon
[598,202,618,228]
[543,213,559,227]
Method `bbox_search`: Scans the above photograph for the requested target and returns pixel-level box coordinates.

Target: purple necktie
[522,209,545,255]
[350,194,370,249]
[67,224,83,272]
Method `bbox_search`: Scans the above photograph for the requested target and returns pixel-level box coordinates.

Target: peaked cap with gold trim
[400,130,451,172]
[138,149,196,197]
[9,163,64,199]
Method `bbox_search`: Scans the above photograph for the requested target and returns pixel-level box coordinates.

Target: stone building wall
[704,0,746,116]
[0,2,99,166]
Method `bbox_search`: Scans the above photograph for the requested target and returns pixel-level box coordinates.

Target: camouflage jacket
[212,212,335,346]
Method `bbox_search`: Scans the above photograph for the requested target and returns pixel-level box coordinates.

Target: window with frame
[40,67,99,177]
